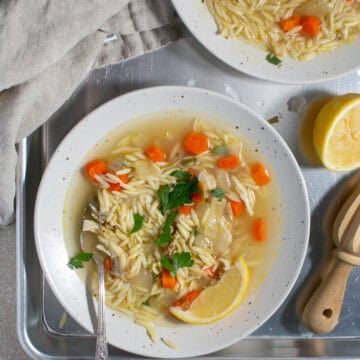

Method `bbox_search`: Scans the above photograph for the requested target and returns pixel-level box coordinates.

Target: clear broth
[63,111,283,310]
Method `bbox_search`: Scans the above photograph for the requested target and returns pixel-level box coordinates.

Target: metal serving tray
[17,37,360,359]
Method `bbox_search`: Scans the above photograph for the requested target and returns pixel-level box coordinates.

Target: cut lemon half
[170,257,250,324]
[313,93,360,171]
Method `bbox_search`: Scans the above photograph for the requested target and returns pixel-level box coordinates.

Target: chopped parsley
[212,145,229,156]
[266,53,282,66]
[161,252,194,276]
[170,170,191,180]
[142,298,151,306]
[158,177,199,214]
[67,252,93,269]
[211,188,225,201]
[267,115,279,124]
[131,213,144,234]
[155,212,178,246]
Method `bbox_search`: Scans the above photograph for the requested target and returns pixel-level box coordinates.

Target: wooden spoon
[302,181,360,334]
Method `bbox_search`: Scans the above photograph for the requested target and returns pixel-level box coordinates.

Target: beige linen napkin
[0,0,181,226]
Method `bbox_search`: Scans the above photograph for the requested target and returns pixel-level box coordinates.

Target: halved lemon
[313,93,360,171]
[170,257,249,324]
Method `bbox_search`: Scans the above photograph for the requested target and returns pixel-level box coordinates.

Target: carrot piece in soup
[118,174,129,184]
[230,200,246,216]
[300,16,320,36]
[178,205,194,216]
[161,269,176,289]
[108,182,121,192]
[183,132,209,155]
[187,168,197,179]
[253,219,266,241]
[145,144,166,162]
[191,191,203,204]
[191,182,206,204]
[279,14,301,32]
[107,174,129,192]
[172,289,201,310]
[103,256,112,272]
[251,162,271,186]
[85,160,108,182]
[217,155,240,170]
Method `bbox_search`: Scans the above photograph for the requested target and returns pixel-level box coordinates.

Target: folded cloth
[0,0,181,227]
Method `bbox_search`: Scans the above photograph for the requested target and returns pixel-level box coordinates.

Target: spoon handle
[95,260,108,360]
[302,259,353,334]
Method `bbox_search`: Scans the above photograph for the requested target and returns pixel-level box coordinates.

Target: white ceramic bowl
[34,86,310,358]
[172,0,360,84]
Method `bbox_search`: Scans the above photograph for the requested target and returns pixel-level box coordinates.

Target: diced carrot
[103,256,112,272]
[161,269,176,289]
[230,200,246,217]
[191,182,206,204]
[279,14,301,32]
[119,174,129,184]
[204,265,216,278]
[172,289,201,310]
[183,132,209,155]
[253,218,266,242]
[191,191,203,204]
[178,205,194,216]
[107,174,129,192]
[145,144,166,162]
[187,168,197,179]
[85,160,108,182]
[217,155,240,170]
[251,162,271,186]
[108,182,122,192]
[300,15,320,36]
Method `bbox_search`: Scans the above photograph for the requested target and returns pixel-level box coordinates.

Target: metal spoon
[81,228,108,360]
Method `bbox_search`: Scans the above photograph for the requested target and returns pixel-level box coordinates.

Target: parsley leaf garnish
[158,185,170,215]
[211,188,225,201]
[67,252,93,269]
[155,212,178,246]
[266,53,282,66]
[212,145,229,156]
[158,177,199,214]
[170,170,191,179]
[131,213,144,234]
[161,252,194,276]
[142,298,151,306]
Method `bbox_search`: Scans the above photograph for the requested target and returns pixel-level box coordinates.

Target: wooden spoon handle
[302,259,353,334]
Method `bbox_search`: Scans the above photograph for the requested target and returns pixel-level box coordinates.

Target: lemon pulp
[169,257,250,324]
[313,93,360,171]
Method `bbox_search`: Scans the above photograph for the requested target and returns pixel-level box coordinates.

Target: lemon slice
[313,93,360,171]
[170,257,249,324]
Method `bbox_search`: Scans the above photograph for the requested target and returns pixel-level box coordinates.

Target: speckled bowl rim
[34,86,310,358]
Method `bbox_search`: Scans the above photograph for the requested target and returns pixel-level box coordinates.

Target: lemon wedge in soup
[170,257,250,325]
[313,93,360,171]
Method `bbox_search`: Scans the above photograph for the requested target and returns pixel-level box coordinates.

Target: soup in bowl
[35,86,309,358]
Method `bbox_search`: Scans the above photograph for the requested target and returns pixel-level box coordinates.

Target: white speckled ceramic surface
[171,1,360,84]
[34,86,310,358]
